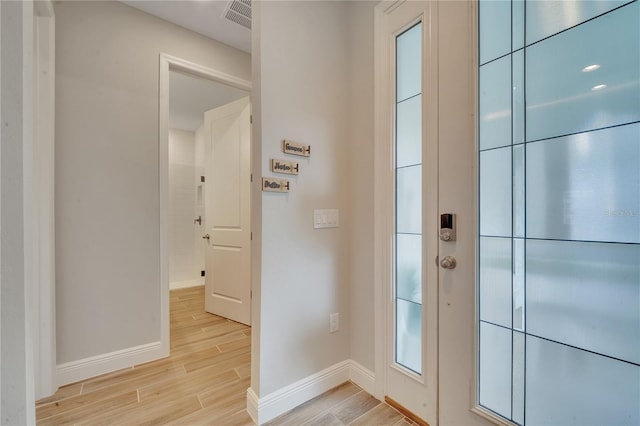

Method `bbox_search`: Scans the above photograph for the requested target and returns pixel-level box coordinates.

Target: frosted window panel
[512,145,524,237]
[479,237,512,328]
[396,23,422,102]
[526,124,640,243]
[396,165,422,234]
[479,0,510,64]
[526,335,640,426]
[512,50,524,145]
[480,56,511,150]
[480,148,512,237]
[396,95,422,168]
[527,239,640,364]
[526,3,640,142]
[396,299,421,373]
[512,238,524,331]
[526,0,630,45]
[396,234,422,304]
[512,331,524,425]
[479,322,511,418]
[512,0,524,51]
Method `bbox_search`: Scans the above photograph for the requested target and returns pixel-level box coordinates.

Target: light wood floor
[36,287,416,425]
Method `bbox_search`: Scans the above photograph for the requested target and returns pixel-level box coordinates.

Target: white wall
[55,0,250,366]
[169,129,204,289]
[347,0,376,373]
[252,1,352,397]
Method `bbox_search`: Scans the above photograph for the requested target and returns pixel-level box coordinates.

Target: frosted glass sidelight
[512,51,524,145]
[479,322,512,418]
[396,299,421,373]
[480,148,512,237]
[526,335,640,425]
[526,0,630,45]
[396,234,422,304]
[526,2,640,142]
[526,124,640,244]
[396,23,422,102]
[479,0,510,64]
[396,95,422,168]
[513,238,525,331]
[512,0,525,51]
[480,56,511,150]
[512,332,525,425]
[513,145,525,238]
[479,237,512,328]
[527,239,640,364]
[396,165,422,235]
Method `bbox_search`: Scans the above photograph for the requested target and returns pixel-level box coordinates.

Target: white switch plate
[329,313,339,333]
[314,209,339,229]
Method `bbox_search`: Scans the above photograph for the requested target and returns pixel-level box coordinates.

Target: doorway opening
[160,54,252,354]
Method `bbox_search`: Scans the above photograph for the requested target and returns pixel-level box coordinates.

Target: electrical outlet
[329,313,339,333]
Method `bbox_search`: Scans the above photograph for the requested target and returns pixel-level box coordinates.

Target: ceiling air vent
[224,0,251,30]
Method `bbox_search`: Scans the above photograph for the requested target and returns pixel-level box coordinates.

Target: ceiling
[169,71,249,131]
[120,0,251,53]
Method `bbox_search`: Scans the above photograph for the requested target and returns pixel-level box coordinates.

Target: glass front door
[478,1,640,424]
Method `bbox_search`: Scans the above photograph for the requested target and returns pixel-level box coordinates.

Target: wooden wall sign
[271,159,299,175]
[282,139,311,157]
[262,177,290,193]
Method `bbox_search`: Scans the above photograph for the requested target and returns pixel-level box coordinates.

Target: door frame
[31,0,56,400]
[158,54,252,356]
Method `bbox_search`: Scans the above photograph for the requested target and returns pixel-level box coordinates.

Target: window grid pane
[395,22,423,375]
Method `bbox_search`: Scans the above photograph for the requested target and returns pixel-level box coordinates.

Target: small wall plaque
[282,139,311,157]
[271,159,299,175]
[262,177,290,193]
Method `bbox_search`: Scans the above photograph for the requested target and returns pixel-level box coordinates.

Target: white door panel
[376,1,489,425]
[204,96,251,326]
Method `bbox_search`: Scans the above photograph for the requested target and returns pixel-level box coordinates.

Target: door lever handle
[202,234,210,241]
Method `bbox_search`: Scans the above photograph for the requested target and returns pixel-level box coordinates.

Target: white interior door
[203,96,251,325]
[376,2,490,425]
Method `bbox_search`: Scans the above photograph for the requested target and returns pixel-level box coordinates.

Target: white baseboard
[170,279,204,290]
[56,341,166,387]
[348,360,376,397]
[246,359,376,425]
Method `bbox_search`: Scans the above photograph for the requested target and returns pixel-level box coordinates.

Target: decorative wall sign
[282,139,311,157]
[271,159,299,175]
[262,177,290,193]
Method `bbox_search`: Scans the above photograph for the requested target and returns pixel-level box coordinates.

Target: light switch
[314,209,339,229]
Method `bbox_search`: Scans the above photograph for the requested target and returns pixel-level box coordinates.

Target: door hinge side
[250,115,253,124]
[251,232,253,240]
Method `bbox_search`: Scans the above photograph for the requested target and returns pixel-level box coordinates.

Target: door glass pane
[526,124,640,243]
[479,56,511,150]
[527,239,640,364]
[478,1,640,424]
[526,2,640,142]
[479,322,512,418]
[396,23,422,102]
[526,335,640,426]
[395,22,422,375]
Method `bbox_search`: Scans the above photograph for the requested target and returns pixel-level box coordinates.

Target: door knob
[440,255,457,269]
[202,234,210,240]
